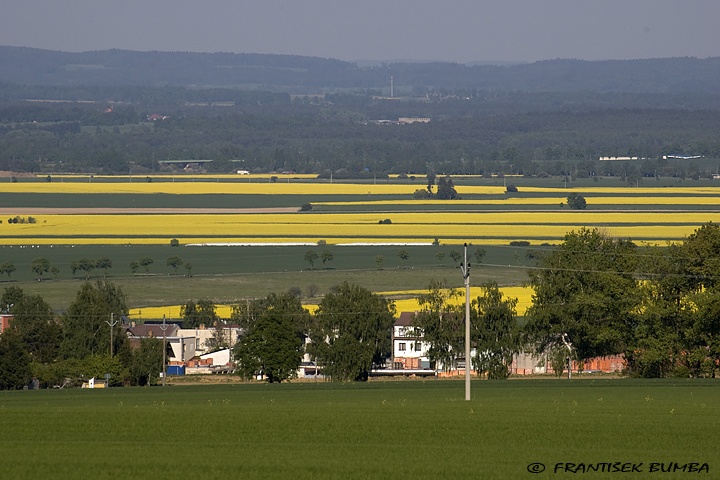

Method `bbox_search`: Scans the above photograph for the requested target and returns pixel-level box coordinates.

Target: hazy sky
[2,1,719,63]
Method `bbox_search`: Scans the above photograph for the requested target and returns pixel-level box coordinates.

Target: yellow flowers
[1,211,717,245]
[128,286,535,320]
[3,179,720,246]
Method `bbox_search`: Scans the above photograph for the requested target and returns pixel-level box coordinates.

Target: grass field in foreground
[0,379,717,480]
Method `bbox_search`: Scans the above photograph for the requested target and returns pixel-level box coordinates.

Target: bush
[301,203,313,211]
[413,189,432,199]
[506,185,518,193]
[378,219,392,224]
[509,240,530,246]
[567,192,587,210]
[170,238,180,247]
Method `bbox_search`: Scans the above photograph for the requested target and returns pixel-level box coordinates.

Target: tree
[129,261,140,275]
[435,251,445,262]
[626,223,720,378]
[166,255,184,273]
[524,228,639,366]
[75,258,95,279]
[307,284,320,297]
[1,286,25,309]
[320,249,334,268]
[205,321,231,352]
[139,256,154,273]
[309,282,395,381]
[184,262,193,277]
[426,172,436,193]
[170,238,180,247]
[7,292,61,363]
[96,257,112,277]
[61,281,129,360]
[435,175,458,199]
[233,292,309,382]
[31,257,50,281]
[375,255,384,270]
[473,248,486,264]
[397,249,409,266]
[0,329,31,390]
[566,192,587,210]
[448,250,462,264]
[181,298,219,329]
[412,280,464,372]
[471,282,520,379]
[304,250,319,270]
[681,222,720,291]
[131,337,163,386]
[0,262,16,278]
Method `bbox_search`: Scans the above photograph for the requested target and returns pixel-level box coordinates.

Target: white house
[392,312,431,370]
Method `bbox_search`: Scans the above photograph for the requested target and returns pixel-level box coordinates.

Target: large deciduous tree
[31,257,50,281]
[412,280,464,372]
[471,281,520,379]
[233,292,309,383]
[180,299,219,329]
[131,338,163,386]
[524,228,640,366]
[7,290,61,363]
[310,282,395,381]
[61,281,129,360]
[0,329,32,390]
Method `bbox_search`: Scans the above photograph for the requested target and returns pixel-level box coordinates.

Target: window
[398,342,406,352]
[415,342,422,352]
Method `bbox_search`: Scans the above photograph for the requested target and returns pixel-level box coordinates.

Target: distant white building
[392,312,431,370]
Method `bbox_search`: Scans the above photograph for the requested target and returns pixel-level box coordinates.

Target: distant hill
[1,46,720,95]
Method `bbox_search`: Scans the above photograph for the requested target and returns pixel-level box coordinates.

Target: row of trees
[231,282,395,382]
[409,224,720,379]
[0,279,397,388]
[4,224,720,389]
[527,225,720,377]
[3,95,720,176]
[0,282,163,389]
[0,255,193,281]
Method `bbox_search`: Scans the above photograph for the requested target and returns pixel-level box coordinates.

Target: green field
[0,244,533,309]
[0,379,717,479]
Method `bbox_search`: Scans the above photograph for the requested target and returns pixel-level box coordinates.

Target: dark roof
[395,312,416,327]
[125,324,179,338]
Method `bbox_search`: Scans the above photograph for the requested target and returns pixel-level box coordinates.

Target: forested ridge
[0,47,719,175]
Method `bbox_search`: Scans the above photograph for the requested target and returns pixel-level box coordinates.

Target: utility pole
[562,334,573,380]
[160,315,169,387]
[460,243,471,401]
[105,313,119,357]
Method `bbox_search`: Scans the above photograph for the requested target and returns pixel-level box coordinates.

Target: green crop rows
[0,379,717,480]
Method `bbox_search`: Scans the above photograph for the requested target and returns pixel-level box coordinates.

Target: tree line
[3,223,720,389]
[3,47,720,95]
[0,255,192,282]
[2,89,720,176]
[0,282,161,389]
[412,223,720,379]
[0,279,397,389]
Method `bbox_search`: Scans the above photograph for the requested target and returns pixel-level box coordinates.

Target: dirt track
[1,207,300,214]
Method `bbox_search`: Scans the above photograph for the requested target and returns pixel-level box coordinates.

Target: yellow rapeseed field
[6,181,720,197]
[317,196,720,206]
[2,211,717,245]
[1,182,468,195]
[128,286,534,320]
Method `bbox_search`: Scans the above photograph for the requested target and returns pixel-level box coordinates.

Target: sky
[2,1,719,64]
